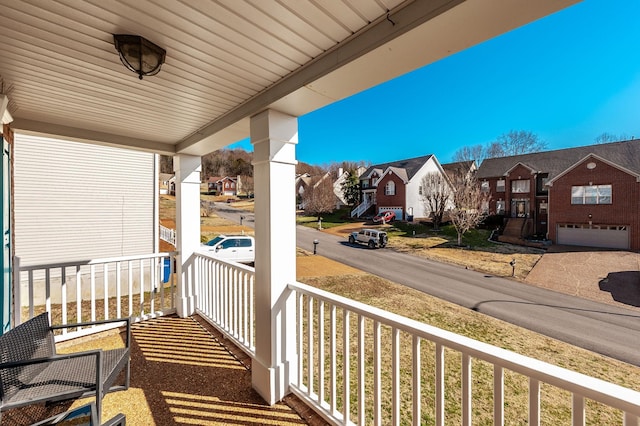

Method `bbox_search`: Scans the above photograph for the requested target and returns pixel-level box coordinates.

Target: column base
[176,295,196,318]
[251,357,296,405]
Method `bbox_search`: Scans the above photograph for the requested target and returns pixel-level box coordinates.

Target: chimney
[338,167,343,178]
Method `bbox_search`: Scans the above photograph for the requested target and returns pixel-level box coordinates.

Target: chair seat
[3,348,129,408]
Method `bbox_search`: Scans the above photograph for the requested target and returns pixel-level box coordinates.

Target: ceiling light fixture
[113,35,166,80]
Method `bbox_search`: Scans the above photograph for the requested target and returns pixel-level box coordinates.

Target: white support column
[174,154,201,317]
[250,109,298,404]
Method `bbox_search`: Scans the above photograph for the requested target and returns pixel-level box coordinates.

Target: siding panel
[14,134,155,266]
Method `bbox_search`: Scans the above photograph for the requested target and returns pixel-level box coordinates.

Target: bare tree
[449,171,490,246]
[494,130,546,156]
[159,155,173,174]
[419,172,451,230]
[302,176,336,216]
[594,132,629,144]
[238,174,254,197]
[452,144,486,164]
[454,130,546,165]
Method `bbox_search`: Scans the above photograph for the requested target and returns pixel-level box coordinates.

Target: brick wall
[375,172,406,212]
[548,158,640,250]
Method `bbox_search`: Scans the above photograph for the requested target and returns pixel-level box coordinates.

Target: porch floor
[3,315,325,425]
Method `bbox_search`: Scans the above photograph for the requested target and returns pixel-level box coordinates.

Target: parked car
[373,210,396,223]
[201,235,255,264]
[348,229,388,249]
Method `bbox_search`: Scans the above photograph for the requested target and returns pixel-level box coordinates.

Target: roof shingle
[477,140,640,180]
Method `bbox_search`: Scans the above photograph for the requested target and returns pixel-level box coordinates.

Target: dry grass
[323,222,544,279]
[300,273,640,425]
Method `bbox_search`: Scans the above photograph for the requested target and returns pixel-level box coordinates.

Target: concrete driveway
[525,246,640,312]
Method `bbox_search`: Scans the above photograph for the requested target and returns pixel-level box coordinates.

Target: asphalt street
[213,203,640,366]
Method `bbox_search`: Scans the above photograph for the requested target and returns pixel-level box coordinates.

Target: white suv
[202,235,255,264]
[348,229,388,249]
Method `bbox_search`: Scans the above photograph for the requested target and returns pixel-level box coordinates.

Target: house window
[539,201,548,214]
[496,200,505,215]
[537,174,549,194]
[362,180,369,189]
[385,181,396,196]
[418,185,422,195]
[571,185,612,204]
[481,181,489,193]
[496,179,505,192]
[511,180,530,193]
[231,182,235,188]
[481,200,489,213]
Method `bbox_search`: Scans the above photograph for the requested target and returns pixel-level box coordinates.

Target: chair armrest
[101,412,126,426]
[0,349,102,371]
[51,317,131,348]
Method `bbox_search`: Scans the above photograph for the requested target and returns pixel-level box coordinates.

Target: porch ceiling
[0,0,579,156]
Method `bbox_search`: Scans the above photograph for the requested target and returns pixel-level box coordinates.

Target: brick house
[354,155,454,220]
[207,176,238,196]
[477,140,640,250]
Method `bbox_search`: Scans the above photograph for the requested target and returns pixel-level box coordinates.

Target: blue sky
[232,0,640,166]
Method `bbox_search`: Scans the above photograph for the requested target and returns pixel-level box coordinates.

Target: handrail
[193,251,256,358]
[14,252,177,341]
[288,280,640,424]
[350,198,372,218]
[160,225,176,245]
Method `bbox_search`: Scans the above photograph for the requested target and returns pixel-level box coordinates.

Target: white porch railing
[190,255,640,425]
[351,198,372,218]
[14,252,177,342]
[193,251,256,358]
[160,225,176,246]
[288,281,640,425]
[17,252,639,424]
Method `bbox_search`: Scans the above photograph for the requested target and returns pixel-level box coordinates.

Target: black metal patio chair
[0,313,130,424]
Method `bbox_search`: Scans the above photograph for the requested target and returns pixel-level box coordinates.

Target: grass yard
[296,207,355,229]
[298,267,640,425]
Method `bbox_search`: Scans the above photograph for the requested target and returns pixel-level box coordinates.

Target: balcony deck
[2,315,325,426]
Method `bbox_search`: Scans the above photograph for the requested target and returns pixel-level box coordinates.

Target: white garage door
[557,224,629,249]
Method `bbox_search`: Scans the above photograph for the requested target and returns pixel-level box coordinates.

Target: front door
[511,200,528,218]
[1,136,11,334]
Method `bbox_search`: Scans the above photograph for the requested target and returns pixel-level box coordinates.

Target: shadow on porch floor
[3,315,327,426]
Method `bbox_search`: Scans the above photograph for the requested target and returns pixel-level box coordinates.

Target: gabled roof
[441,160,476,179]
[360,154,433,182]
[548,153,640,185]
[382,166,409,183]
[477,140,640,180]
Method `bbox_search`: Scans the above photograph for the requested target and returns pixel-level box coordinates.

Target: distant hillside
[159,149,325,179]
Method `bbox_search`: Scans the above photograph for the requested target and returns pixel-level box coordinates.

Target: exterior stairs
[498,218,527,245]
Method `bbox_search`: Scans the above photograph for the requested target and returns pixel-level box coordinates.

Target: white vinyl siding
[13,134,155,266]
